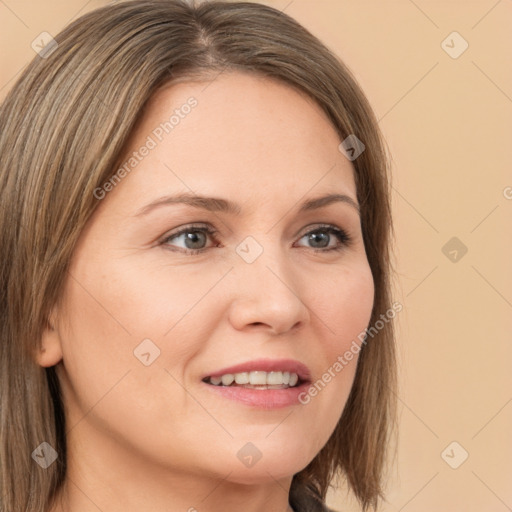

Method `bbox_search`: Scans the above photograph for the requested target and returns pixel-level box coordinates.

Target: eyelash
[160,223,353,255]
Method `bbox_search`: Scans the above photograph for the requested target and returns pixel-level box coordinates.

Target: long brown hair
[0,1,397,510]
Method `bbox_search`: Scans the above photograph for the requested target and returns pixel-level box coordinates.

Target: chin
[222,461,305,486]
[208,443,316,485]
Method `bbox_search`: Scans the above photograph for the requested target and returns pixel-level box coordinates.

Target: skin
[39,71,375,512]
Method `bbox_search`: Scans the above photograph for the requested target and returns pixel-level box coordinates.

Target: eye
[295,224,352,253]
[160,223,352,255]
[160,223,219,254]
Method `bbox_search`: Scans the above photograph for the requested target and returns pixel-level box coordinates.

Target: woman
[0,1,397,511]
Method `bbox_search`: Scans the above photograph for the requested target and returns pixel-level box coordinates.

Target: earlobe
[36,314,63,367]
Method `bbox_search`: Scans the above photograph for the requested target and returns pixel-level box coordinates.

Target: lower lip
[202,381,310,409]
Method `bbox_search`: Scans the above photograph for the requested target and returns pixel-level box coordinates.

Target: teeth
[210,376,222,385]
[234,372,249,384]
[207,371,300,387]
[249,371,267,385]
[266,371,283,385]
[221,374,234,386]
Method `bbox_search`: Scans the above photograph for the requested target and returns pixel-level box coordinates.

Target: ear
[36,309,63,367]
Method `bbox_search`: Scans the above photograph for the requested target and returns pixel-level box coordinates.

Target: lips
[201,359,312,409]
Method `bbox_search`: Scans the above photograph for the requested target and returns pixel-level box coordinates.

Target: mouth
[201,359,311,409]
[202,370,304,390]
[201,358,310,390]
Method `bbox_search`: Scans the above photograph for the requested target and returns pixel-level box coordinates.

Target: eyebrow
[135,192,360,217]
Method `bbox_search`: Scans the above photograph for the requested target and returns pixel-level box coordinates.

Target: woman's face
[44,71,374,485]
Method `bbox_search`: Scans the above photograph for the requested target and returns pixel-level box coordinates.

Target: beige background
[1,1,511,511]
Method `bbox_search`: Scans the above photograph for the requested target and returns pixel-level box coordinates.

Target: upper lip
[202,358,311,382]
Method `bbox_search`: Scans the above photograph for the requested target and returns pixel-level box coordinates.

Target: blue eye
[161,224,218,254]
[296,225,352,252]
[160,223,352,255]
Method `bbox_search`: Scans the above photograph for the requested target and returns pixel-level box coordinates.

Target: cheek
[296,259,374,437]
[313,260,375,353]
[326,261,374,384]
[57,253,227,416]
[55,271,137,421]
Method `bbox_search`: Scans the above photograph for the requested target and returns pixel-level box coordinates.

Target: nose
[227,248,310,335]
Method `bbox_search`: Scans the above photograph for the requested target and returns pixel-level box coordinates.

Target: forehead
[102,71,357,216]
